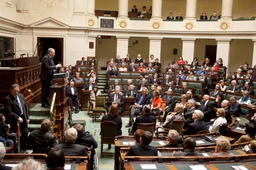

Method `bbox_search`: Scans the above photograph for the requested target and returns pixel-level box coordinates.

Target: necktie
[138,95,144,105]
[131,91,133,97]
[115,94,118,102]
[233,86,235,92]
[16,96,23,115]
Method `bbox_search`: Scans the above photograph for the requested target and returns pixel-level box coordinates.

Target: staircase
[28,104,51,132]
[97,69,107,94]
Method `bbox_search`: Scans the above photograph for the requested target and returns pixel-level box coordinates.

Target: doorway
[205,45,217,66]
[37,37,63,65]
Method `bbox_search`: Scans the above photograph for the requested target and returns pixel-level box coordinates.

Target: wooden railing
[49,92,56,133]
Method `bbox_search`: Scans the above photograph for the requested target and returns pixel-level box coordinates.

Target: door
[205,45,217,66]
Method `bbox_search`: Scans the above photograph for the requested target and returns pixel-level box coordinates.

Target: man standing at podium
[40,48,62,108]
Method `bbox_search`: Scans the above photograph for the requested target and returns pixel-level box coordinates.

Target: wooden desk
[227,117,248,140]
[123,97,135,116]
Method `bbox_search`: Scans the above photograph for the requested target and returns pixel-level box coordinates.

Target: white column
[252,40,256,66]
[216,39,231,75]
[185,0,197,20]
[87,0,95,16]
[181,38,195,62]
[151,0,162,19]
[149,38,162,61]
[116,36,129,58]
[221,0,233,20]
[118,0,128,18]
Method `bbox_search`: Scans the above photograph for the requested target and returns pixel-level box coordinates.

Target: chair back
[137,122,155,134]
[100,121,117,144]
[171,119,185,135]
[96,96,106,108]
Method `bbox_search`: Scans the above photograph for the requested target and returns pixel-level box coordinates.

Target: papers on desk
[123,142,135,145]
[64,165,71,170]
[195,102,201,106]
[236,118,241,121]
[140,164,157,169]
[201,153,210,156]
[196,140,205,144]
[5,164,17,167]
[231,165,249,170]
[158,141,166,146]
[235,127,244,131]
[190,165,207,170]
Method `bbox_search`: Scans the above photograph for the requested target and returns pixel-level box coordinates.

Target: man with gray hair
[238,90,251,105]
[54,127,87,156]
[162,89,175,120]
[107,86,124,115]
[184,99,196,126]
[226,80,241,93]
[0,142,11,170]
[12,158,43,170]
[163,130,181,147]
[221,100,231,123]
[183,110,206,135]
[199,94,213,122]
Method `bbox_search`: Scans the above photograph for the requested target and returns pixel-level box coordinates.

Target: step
[30,104,50,116]
[28,124,41,131]
[29,115,51,124]
[97,82,106,86]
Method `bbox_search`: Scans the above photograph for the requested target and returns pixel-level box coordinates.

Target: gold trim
[220,22,229,30]
[152,22,160,29]
[185,22,194,30]
[88,19,94,26]
[119,20,127,28]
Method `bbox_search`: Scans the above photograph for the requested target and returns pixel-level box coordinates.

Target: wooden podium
[0,56,41,107]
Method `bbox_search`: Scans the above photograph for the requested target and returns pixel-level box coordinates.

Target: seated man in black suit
[183,110,206,135]
[199,95,214,122]
[83,79,94,90]
[162,89,175,120]
[221,100,231,124]
[226,80,241,93]
[228,96,241,117]
[67,81,79,113]
[126,131,158,156]
[125,85,137,98]
[128,62,137,72]
[107,86,124,115]
[175,12,183,20]
[184,99,196,127]
[108,66,118,77]
[54,127,87,156]
[131,105,156,134]
[126,87,151,127]
[173,137,203,156]
[209,84,222,99]
[163,130,181,147]
[149,73,161,86]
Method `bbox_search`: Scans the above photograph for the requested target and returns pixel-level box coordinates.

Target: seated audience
[213,137,233,156]
[137,62,145,72]
[151,91,163,116]
[140,6,147,18]
[166,12,174,20]
[131,5,137,13]
[12,158,43,170]
[89,72,98,84]
[226,80,241,93]
[184,99,196,126]
[125,85,137,98]
[124,54,131,63]
[176,56,185,65]
[134,129,144,145]
[163,130,181,147]
[240,62,249,73]
[214,93,224,108]
[115,55,122,65]
[199,95,213,122]
[131,105,156,134]
[243,140,256,154]
[198,71,206,82]
[173,76,182,86]
[27,119,57,153]
[153,58,161,71]
[173,137,203,156]
[146,62,156,73]
[209,11,219,20]
[83,79,94,90]
[135,54,143,63]
[208,108,227,133]
[216,58,223,66]
[149,73,161,86]
[46,149,65,170]
[90,86,102,109]
[162,74,171,85]
[176,13,183,20]
[235,122,256,144]
[128,62,136,71]
[156,104,184,133]
[238,90,251,105]
[54,127,87,156]
[0,114,13,147]
[126,131,158,156]
[180,83,189,94]
[228,96,241,117]
[137,78,147,91]
[183,110,206,135]
[210,84,223,99]
[177,70,186,80]
[79,57,86,65]
[107,61,117,72]
[107,87,124,115]
[185,90,194,100]
[149,85,156,99]
[200,11,208,20]
[108,66,118,77]
[164,81,175,92]
[67,81,79,113]
[219,80,227,91]
[196,66,206,75]
[72,72,84,83]
[109,80,122,91]
[166,69,174,78]
[180,94,188,108]
[203,57,210,68]
[162,89,175,118]
[242,82,253,95]
[0,142,11,170]
[212,62,219,71]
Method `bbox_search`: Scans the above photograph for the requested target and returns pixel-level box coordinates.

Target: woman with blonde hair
[179,94,187,108]
[208,108,227,133]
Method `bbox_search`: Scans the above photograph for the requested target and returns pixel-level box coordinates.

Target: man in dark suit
[152,58,161,72]
[175,12,183,20]
[183,110,206,135]
[184,99,196,127]
[107,87,124,115]
[67,81,79,113]
[162,89,175,120]
[199,95,214,122]
[226,80,241,93]
[128,62,136,72]
[164,81,175,92]
[126,87,151,127]
[40,48,62,107]
[83,79,94,90]
[149,74,161,86]
[108,66,118,77]
[228,96,241,117]
[210,84,222,99]
[134,54,143,63]
[125,85,137,98]
[54,127,87,156]
[242,82,253,95]
[173,137,203,156]
[126,131,157,156]
[4,84,30,153]
[221,100,231,124]
[180,83,189,94]
[161,74,172,85]
[131,105,156,133]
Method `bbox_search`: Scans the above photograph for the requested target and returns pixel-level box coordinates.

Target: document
[64,164,71,170]
[231,165,248,170]
[190,165,207,170]
[202,153,210,156]
[123,142,135,145]
[158,141,166,146]
[5,164,17,167]
[140,164,157,169]
[196,140,205,144]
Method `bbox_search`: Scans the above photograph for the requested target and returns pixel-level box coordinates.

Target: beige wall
[128,37,149,61]
[229,39,253,74]
[95,0,118,11]
[161,38,182,68]
[162,0,186,19]
[194,39,217,64]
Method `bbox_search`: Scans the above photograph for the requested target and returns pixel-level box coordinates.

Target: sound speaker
[173,48,177,55]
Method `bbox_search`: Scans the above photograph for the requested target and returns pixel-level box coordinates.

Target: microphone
[20,53,26,58]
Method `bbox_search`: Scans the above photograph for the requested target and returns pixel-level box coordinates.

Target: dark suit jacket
[209,90,222,98]
[40,55,57,81]
[226,85,241,93]
[132,113,156,132]
[161,78,171,85]
[0,165,12,170]
[184,108,196,124]
[199,100,214,122]
[180,88,189,94]
[224,107,231,124]
[107,93,124,110]
[134,94,151,111]
[175,16,183,20]
[229,102,241,117]
[149,78,161,85]
[242,86,253,95]
[4,93,29,132]
[162,95,175,112]
[183,120,206,135]
[126,144,158,156]
[128,66,136,72]
[134,58,143,63]
[101,114,122,135]
[125,90,137,98]
[108,70,118,77]
[200,15,208,20]
[54,143,87,156]
[166,16,174,20]
[67,85,78,98]
[83,83,94,90]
